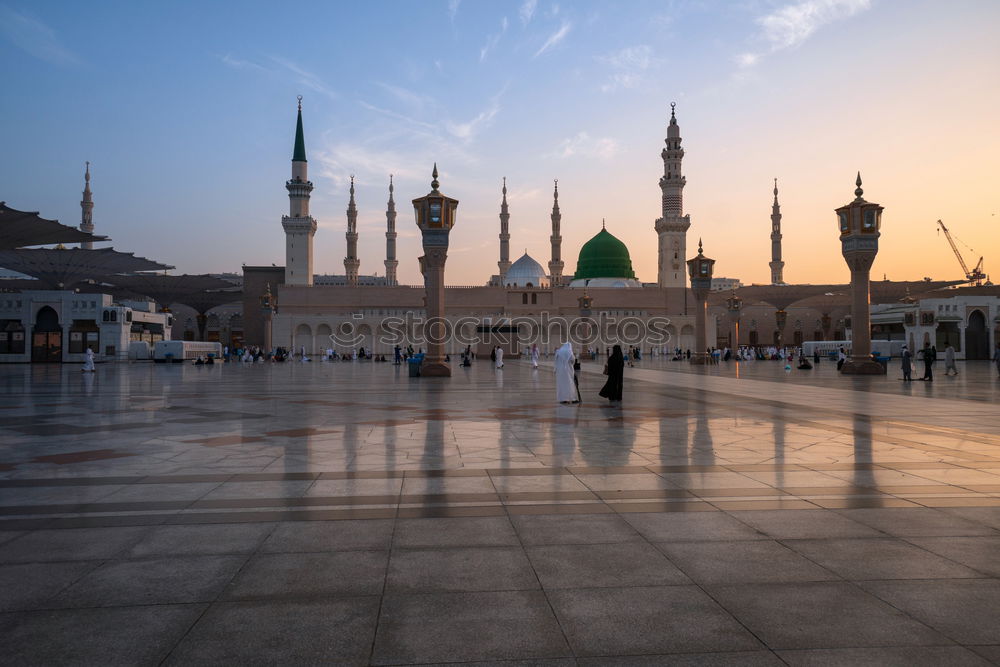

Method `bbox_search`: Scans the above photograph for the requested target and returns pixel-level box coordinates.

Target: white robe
[82,348,95,372]
[554,343,577,403]
[531,346,539,368]
[495,348,504,368]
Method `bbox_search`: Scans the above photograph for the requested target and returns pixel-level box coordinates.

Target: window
[0,320,25,354]
[531,293,537,305]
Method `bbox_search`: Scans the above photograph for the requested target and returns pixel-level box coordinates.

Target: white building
[0,291,173,363]
[869,287,999,359]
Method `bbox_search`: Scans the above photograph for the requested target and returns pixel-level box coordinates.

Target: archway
[32,306,62,362]
[679,324,695,352]
[315,324,333,355]
[965,310,989,360]
[294,324,312,356]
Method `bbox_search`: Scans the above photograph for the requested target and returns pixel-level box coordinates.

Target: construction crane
[936,219,988,286]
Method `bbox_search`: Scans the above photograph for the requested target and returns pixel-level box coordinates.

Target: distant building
[711,277,743,292]
[0,291,172,363]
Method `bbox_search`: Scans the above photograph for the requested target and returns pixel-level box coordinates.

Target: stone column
[420,246,450,376]
[686,239,715,365]
[837,173,884,375]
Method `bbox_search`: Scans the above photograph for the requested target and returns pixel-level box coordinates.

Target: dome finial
[854,171,863,199]
[553,178,558,199]
[431,163,439,190]
[85,161,90,183]
[297,94,302,111]
[773,177,778,197]
[698,237,704,255]
[502,176,507,196]
[388,173,393,194]
[602,218,606,230]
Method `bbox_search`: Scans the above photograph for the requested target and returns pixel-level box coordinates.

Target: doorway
[31,306,62,362]
[965,310,990,360]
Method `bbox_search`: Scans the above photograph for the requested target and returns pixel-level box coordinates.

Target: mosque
[243,101,705,356]
[243,100,1000,359]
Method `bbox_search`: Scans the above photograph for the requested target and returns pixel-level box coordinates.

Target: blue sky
[2,0,998,285]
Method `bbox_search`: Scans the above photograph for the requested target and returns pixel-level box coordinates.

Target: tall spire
[345,175,360,286]
[293,96,307,162]
[384,174,398,286]
[80,161,94,249]
[655,102,691,289]
[283,96,317,286]
[548,179,564,286]
[769,177,785,284]
[498,177,511,284]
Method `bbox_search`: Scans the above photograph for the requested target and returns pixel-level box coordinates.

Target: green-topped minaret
[282,95,317,286]
[292,99,307,163]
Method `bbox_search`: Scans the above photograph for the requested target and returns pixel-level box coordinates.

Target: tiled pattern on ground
[1,360,999,664]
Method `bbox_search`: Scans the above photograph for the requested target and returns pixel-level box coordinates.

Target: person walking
[920,343,934,381]
[82,347,96,372]
[554,342,578,404]
[530,343,540,369]
[599,345,625,403]
[901,345,912,382]
[944,344,958,376]
[495,346,504,369]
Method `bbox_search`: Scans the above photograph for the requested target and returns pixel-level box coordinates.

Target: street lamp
[412,164,459,377]
[836,172,884,374]
[686,238,715,364]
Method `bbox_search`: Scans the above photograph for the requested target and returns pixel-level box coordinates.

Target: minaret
[654,102,691,288]
[548,180,564,286]
[384,175,398,286]
[282,96,317,286]
[498,177,511,285]
[80,161,94,249]
[344,175,360,286]
[769,178,785,284]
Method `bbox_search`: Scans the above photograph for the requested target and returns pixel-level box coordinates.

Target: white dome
[505,252,549,287]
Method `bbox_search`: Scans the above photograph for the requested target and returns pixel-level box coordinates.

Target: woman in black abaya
[599,344,625,403]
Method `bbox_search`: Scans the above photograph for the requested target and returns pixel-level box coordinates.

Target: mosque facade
[243,102,709,356]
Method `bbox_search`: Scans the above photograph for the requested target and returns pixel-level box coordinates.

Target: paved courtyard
[1,358,999,665]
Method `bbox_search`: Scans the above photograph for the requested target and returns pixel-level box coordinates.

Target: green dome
[573,228,636,280]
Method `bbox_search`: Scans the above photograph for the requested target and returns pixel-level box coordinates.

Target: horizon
[1,0,997,287]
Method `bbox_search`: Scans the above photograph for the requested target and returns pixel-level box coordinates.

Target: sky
[1,0,998,287]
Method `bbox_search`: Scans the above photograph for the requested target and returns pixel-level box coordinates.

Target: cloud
[269,56,337,99]
[737,0,871,67]
[445,99,500,141]
[480,16,508,62]
[519,0,537,25]
[0,6,80,66]
[549,132,618,159]
[447,0,461,21]
[375,82,431,111]
[597,45,658,93]
[220,53,267,72]
[534,21,571,58]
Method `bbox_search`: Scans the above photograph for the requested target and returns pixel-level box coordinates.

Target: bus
[153,341,222,363]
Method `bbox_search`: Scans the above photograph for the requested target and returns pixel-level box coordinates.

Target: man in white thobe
[82,347,96,372]
[554,342,577,403]
[495,346,504,369]
[531,344,540,369]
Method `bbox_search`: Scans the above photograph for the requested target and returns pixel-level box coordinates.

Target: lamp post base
[420,361,452,377]
[840,359,885,375]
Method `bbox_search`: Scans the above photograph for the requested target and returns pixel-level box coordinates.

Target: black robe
[599,354,625,401]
